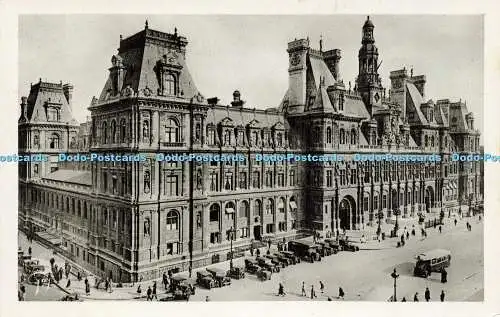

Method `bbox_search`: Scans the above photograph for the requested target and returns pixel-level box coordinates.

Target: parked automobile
[227,266,245,280]
[206,267,231,287]
[288,240,321,262]
[264,254,287,268]
[196,270,216,289]
[316,242,334,256]
[60,293,82,301]
[28,272,49,285]
[339,238,360,252]
[323,238,340,253]
[274,252,293,266]
[170,275,196,295]
[257,257,281,273]
[279,251,300,264]
[245,258,260,274]
[257,269,272,281]
[413,249,451,278]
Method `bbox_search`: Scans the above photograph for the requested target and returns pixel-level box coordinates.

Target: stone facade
[18,17,482,282]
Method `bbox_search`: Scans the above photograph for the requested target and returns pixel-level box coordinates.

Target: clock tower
[356,16,383,115]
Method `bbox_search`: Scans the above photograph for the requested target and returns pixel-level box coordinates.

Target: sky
[18,15,483,133]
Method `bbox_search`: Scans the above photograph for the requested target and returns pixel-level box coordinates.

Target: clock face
[290,53,301,66]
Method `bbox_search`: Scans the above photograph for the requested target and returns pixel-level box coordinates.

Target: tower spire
[145,19,149,29]
[319,35,323,52]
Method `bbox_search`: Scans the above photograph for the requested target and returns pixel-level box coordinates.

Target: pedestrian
[85,281,91,295]
[413,292,419,302]
[66,278,71,288]
[105,279,109,292]
[338,287,345,300]
[18,288,24,301]
[146,286,152,301]
[152,281,158,300]
[327,297,332,301]
[406,231,409,240]
[250,245,254,256]
[35,277,41,296]
[439,225,442,234]
[425,287,431,302]
[205,296,210,302]
[28,246,32,256]
[268,239,272,250]
[401,297,406,302]
[411,228,415,236]
[256,248,261,257]
[301,281,306,296]
[319,281,324,294]
[400,235,405,247]
[310,285,316,299]
[441,268,448,283]
[278,283,285,296]
[454,218,457,226]
[137,285,142,295]
[440,290,445,302]
[77,271,81,281]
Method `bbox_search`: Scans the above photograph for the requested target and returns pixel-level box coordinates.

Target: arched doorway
[424,186,434,213]
[339,196,356,230]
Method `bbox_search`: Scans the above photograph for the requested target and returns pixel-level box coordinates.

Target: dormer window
[49,133,60,149]
[429,110,434,122]
[339,94,345,111]
[223,130,231,146]
[164,74,176,96]
[47,108,60,121]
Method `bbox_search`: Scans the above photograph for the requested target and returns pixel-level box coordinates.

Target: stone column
[152,110,159,148]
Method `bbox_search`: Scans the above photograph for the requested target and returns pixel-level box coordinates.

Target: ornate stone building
[18,17,482,282]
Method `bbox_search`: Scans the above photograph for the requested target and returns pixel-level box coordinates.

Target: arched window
[166,210,179,230]
[120,119,127,143]
[49,133,60,149]
[340,129,345,144]
[239,200,249,218]
[254,199,262,217]
[278,197,286,213]
[111,120,117,143]
[70,137,76,149]
[266,198,274,215]
[142,120,149,142]
[351,129,357,145]
[424,135,428,147]
[143,217,150,236]
[209,204,220,222]
[276,132,283,146]
[101,122,108,144]
[165,119,179,143]
[326,127,332,143]
[224,129,231,145]
[195,123,201,141]
[431,135,435,147]
[165,74,176,95]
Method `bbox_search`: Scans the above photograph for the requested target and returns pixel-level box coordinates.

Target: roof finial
[174,27,178,36]
[145,19,149,29]
[120,34,123,41]
[367,15,370,21]
[319,35,323,52]
[410,67,414,77]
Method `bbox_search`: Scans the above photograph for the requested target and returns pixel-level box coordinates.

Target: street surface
[18,215,483,302]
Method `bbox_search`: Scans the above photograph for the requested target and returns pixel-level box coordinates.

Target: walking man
[454,218,457,226]
[28,246,32,256]
[338,287,345,300]
[439,225,442,234]
[146,286,152,301]
[413,292,419,302]
[152,281,158,300]
[278,283,285,296]
[319,281,325,294]
[440,290,445,302]
[301,281,306,296]
[425,287,431,302]
[162,272,168,290]
[85,279,90,295]
[310,285,317,299]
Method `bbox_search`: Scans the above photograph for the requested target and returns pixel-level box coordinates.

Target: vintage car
[60,293,82,301]
[279,251,300,264]
[264,254,287,268]
[413,249,451,278]
[244,258,261,274]
[257,257,280,273]
[274,252,293,266]
[196,270,216,289]
[227,266,245,280]
[323,239,340,253]
[206,267,231,287]
[316,242,334,256]
[28,271,49,285]
[339,238,360,252]
[288,240,321,262]
[170,275,196,294]
[257,269,272,281]
[19,257,35,268]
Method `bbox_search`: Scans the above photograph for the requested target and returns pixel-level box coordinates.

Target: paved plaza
[18,214,483,302]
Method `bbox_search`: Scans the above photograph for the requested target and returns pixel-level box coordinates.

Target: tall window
[239,201,249,218]
[265,171,273,187]
[224,172,233,190]
[210,172,218,191]
[326,170,333,187]
[120,119,127,143]
[351,129,357,145]
[166,210,179,230]
[143,170,151,193]
[224,130,231,146]
[277,173,285,187]
[165,74,176,95]
[254,200,262,217]
[111,120,117,143]
[209,204,220,222]
[142,120,149,142]
[276,132,283,146]
[252,171,260,188]
[165,119,179,143]
[207,128,216,145]
[165,175,178,196]
[350,168,357,184]
[382,194,387,209]
[266,199,274,215]
[239,172,247,189]
[49,133,60,149]
[103,172,108,192]
[289,169,296,186]
[101,122,108,144]
[326,127,332,143]
[340,129,345,144]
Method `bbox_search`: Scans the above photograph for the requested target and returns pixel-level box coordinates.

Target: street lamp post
[229,226,235,270]
[393,209,400,233]
[376,211,384,236]
[391,268,399,302]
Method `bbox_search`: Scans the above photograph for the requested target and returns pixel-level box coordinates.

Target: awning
[225,208,235,214]
[289,201,297,209]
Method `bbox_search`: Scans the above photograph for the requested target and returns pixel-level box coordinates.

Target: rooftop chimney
[63,83,74,110]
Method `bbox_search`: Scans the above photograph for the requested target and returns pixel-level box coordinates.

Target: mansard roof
[406,82,428,125]
[206,104,288,130]
[24,81,78,125]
